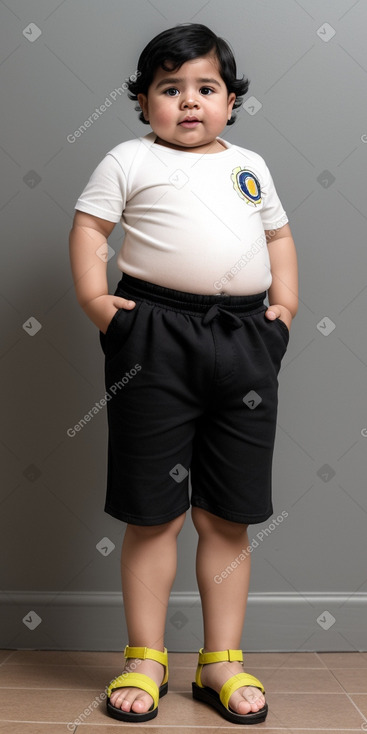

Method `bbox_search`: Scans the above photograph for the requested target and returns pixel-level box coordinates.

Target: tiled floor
[0,649,367,732]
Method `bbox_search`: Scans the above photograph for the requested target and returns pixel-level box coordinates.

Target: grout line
[335,687,367,725]
[0,719,366,734]
[315,651,331,669]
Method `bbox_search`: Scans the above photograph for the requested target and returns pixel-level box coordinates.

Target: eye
[164,87,179,96]
[200,87,214,95]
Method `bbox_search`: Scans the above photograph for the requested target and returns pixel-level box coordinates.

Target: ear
[227,92,236,120]
[137,93,149,122]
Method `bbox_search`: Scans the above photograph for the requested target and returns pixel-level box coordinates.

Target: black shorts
[99,274,289,526]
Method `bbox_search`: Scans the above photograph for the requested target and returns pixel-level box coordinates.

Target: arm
[69,210,135,333]
[264,222,298,331]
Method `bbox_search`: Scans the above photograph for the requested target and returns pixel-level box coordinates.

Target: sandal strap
[195,649,244,688]
[220,672,265,710]
[107,672,159,707]
[198,648,243,664]
[124,645,168,666]
[124,645,168,686]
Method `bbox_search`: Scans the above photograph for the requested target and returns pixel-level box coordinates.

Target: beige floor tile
[0,661,170,696]
[318,651,367,668]
[260,666,344,693]
[350,692,367,716]
[242,651,323,668]
[0,727,75,734]
[330,667,367,693]
[166,652,198,667]
[150,690,247,727]
[0,688,105,725]
[64,650,126,667]
[0,664,107,690]
[166,666,192,691]
[265,691,364,729]
[0,652,15,665]
[1,650,125,667]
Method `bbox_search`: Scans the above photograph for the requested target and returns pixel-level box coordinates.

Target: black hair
[127,23,249,125]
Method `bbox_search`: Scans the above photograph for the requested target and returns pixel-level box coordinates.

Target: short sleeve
[74,153,127,223]
[260,162,288,231]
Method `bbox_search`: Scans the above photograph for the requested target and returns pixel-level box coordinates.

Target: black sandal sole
[107,681,168,722]
[192,682,268,725]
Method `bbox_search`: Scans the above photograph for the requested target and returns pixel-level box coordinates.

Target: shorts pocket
[273,316,290,343]
[267,317,290,369]
[99,304,140,358]
[254,310,289,373]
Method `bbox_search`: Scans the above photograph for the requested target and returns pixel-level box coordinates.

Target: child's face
[137,54,236,153]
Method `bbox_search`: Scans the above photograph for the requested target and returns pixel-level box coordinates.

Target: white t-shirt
[75,132,288,295]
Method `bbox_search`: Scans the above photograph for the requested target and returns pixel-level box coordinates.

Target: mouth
[179,117,201,128]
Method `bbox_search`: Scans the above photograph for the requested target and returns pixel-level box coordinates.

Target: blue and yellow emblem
[231,166,261,207]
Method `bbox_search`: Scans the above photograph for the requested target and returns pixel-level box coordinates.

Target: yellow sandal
[106,645,168,722]
[192,648,268,725]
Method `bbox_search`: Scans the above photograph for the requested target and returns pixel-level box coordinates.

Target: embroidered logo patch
[231,167,262,206]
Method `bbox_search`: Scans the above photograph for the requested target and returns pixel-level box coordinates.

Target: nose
[181,91,200,109]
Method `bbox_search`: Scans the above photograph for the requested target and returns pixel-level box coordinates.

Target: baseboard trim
[1,591,366,651]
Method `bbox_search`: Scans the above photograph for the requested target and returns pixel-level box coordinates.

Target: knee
[191,507,248,539]
[127,512,186,540]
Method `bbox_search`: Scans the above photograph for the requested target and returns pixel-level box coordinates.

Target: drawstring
[202,304,244,330]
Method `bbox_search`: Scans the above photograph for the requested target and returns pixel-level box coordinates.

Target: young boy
[69,23,298,726]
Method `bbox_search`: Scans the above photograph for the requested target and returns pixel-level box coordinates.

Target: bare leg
[191,506,266,715]
[109,512,186,714]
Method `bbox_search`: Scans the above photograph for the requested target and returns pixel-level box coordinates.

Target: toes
[230,693,252,715]
[131,693,154,713]
[230,687,266,715]
[249,694,265,710]
[109,688,153,713]
[110,690,129,710]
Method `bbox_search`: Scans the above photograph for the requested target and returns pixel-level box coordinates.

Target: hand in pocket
[83,294,136,334]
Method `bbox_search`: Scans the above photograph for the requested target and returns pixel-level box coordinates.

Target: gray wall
[1,0,366,652]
